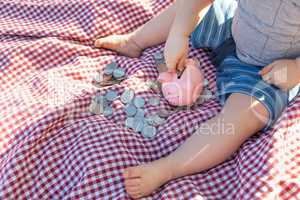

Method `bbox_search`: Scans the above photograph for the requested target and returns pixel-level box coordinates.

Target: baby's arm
[164,0,212,72]
[169,0,212,38]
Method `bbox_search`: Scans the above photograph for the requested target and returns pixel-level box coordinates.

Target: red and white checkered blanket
[1,0,300,199]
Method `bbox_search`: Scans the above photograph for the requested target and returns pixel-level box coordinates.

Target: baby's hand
[164,34,189,73]
[259,59,300,91]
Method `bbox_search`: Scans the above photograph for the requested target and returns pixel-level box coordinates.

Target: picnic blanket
[1,0,300,199]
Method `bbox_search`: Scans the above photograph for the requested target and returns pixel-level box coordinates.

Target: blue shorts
[190,0,300,131]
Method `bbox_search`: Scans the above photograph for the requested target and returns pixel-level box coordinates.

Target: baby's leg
[95,2,210,57]
[94,2,177,57]
[123,93,269,199]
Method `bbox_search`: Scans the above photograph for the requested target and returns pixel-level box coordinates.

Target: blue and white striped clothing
[191,0,237,50]
[190,0,300,131]
[216,45,288,131]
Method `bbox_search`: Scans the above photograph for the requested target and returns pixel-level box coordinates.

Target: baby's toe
[123,166,142,179]
[125,178,141,187]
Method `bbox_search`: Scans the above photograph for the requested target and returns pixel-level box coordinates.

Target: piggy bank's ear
[157,72,175,83]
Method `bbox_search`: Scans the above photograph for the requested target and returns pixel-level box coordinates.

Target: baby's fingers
[177,56,186,72]
[165,56,177,73]
[259,63,275,75]
[262,73,273,84]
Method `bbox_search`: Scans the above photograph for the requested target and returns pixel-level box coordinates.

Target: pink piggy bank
[158,59,204,106]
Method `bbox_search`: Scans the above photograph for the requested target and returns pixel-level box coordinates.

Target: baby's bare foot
[94,34,142,58]
[123,159,173,199]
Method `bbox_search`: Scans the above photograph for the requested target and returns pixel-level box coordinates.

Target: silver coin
[120,89,135,104]
[134,115,145,125]
[106,62,118,70]
[88,100,100,114]
[195,97,206,105]
[203,79,209,87]
[91,95,97,102]
[133,97,145,108]
[154,115,165,125]
[147,114,165,126]
[104,67,114,75]
[158,109,170,118]
[155,59,165,66]
[105,90,118,101]
[113,68,125,79]
[145,115,156,126]
[93,73,103,83]
[95,95,108,110]
[103,106,113,117]
[125,117,135,129]
[125,104,137,117]
[146,81,161,92]
[133,118,144,133]
[202,89,213,100]
[153,52,164,60]
[115,76,127,81]
[148,97,160,106]
[135,109,145,118]
[142,125,156,138]
[95,95,105,104]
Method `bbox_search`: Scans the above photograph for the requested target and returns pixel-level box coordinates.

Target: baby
[95,0,300,198]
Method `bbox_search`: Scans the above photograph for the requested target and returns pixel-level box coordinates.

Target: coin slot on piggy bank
[158,59,204,106]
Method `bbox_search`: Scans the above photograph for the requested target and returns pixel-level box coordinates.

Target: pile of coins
[93,62,127,87]
[89,54,214,138]
[89,90,119,117]
[89,88,166,139]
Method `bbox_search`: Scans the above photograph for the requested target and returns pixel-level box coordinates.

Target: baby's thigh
[223,92,269,124]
